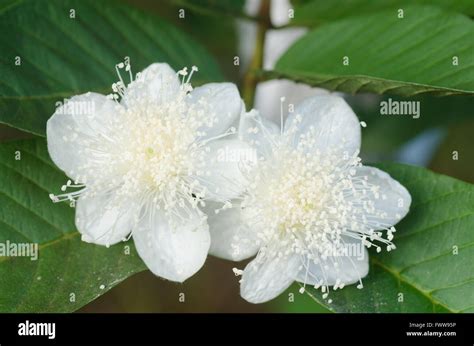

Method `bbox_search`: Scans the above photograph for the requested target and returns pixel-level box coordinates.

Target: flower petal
[202,200,259,261]
[238,109,280,160]
[122,63,180,107]
[188,83,242,140]
[46,92,120,181]
[75,192,135,247]
[132,203,210,282]
[295,236,369,286]
[195,139,253,201]
[351,166,412,229]
[240,253,299,303]
[284,94,361,155]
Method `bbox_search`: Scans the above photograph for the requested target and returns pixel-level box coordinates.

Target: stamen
[232,268,243,276]
[186,66,198,84]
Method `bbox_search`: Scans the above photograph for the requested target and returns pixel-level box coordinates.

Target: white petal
[196,139,253,201]
[254,79,327,122]
[132,203,210,283]
[238,109,280,160]
[202,200,259,261]
[188,83,242,140]
[75,192,135,247]
[296,236,369,286]
[240,253,299,304]
[122,63,180,107]
[351,166,411,229]
[284,94,361,155]
[46,92,120,181]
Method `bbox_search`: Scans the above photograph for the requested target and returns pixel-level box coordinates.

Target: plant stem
[242,0,271,109]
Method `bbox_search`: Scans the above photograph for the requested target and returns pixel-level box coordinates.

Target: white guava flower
[47,61,248,282]
[205,94,411,303]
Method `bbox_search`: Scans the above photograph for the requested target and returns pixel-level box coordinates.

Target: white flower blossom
[205,94,411,303]
[47,61,248,282]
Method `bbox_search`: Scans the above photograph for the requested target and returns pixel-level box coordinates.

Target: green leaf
[291,0,474,26]
[166,0,246,18]
[0,0,223,137]
[149,0,243,81]
[273,6,474,97]
[304,163,474,312]
[270,283,331,313]
[0,138,146,312]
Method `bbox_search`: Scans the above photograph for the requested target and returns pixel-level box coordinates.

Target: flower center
[242,145,353,252]
[116,101,198,194]
[80,92,219,218]
[240,136,397,267]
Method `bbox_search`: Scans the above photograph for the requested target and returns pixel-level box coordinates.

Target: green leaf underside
[291,0,474,26]
[156,0,243,82]
[304,163,474,313]
[167,0,246,18]
[273,6,474,97]
[0,139,146,312]
[0,0,223,137]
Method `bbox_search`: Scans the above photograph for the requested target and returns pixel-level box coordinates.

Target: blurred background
[1,0,472,312]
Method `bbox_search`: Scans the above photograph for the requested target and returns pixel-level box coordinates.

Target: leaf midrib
[0,0,23,14]
[266,70,474,95]
[0,230,78,264]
